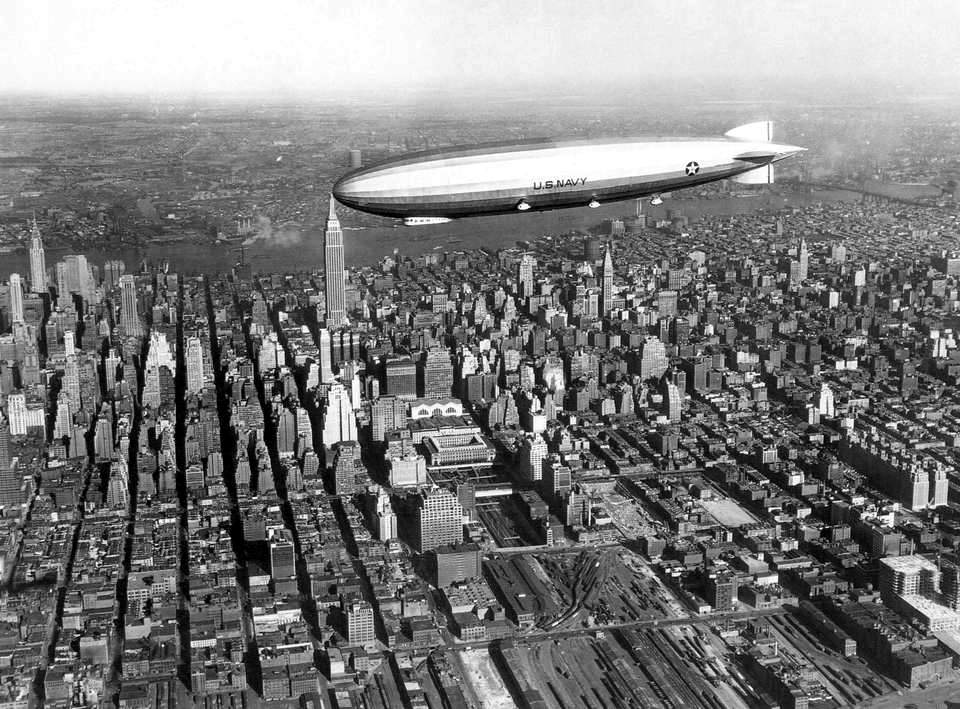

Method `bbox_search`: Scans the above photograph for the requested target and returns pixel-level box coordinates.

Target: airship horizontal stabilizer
[734,150,779,164]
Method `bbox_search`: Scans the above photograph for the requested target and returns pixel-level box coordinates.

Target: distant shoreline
[0,189,859,279]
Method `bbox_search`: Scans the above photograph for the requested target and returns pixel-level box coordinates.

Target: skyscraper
[269,530,296,579]
[63,254,90,301]
[6,393,27,436]
[601,245,614,315]
[186,336,204,393]
[517,253,535,299]
[104,348,121,395]
[371,395,407,441]
[53,392,72,440]
[798,237,809,281]
[414,487,464,553]
[29,216,46,294]
[0,420,10,470]
[103,260,125,291]
[321,382,358,446]
[119,275,140,337]
[324,197,347,328]
[8,274,24,325]
[520,433,548,482]
[376,487,398,540]
[639,336,669,380]
[345,600,376,643]
[664,381,682,422]
[385,357,417,399]
[421,347,454,399]
[318,328,334,383]
[0,419,18,506]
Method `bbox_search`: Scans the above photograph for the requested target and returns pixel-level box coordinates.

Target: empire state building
[29,215,46,294]
[324,197,347,328]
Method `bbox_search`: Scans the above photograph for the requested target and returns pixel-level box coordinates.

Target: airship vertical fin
[732,165,774,184]
[725,121,774,142]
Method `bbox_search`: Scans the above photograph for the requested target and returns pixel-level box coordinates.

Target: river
[0,189,859,280]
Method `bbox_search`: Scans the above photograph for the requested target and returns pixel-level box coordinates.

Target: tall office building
[375,487,397,540]
[601,245,614,315]
[664,381,682,422]
[345,600,376,643]
[104,348,121,395]
[638,336,669,380]
[371,396,407,441]
[321,382,357,446]
[103,260,125,291]
[0,420,10,470]
[185,336,204,394]
[63,356,81,408]
[318,328,334,383]
[421,348,454,399]
[517,253,535,299]
[6,393,27,436]
[0,421,18,504]
[385,357,417,399]
[413,487,464,553]
[8,274,24,325]
[324,198,347,328]
[29,216,46,294]
[269,531,296,578]
[520,433,548,482]
[656,289,678,316]
[930,467,949,509]
[798,237,809,281]
[53,392,72,440]
[63,254,91,301]
[119,275,140,337]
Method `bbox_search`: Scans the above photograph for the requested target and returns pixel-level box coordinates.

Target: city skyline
[2,7,960,703]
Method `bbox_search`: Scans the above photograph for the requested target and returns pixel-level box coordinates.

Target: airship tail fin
[733,165,774,184]
[725,121,774,142]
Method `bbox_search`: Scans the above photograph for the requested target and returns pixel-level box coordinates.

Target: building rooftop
[879,555,939,574]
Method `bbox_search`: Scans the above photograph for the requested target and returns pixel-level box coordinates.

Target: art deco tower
[517,253,535,299]
[8,274,24,324]
[601,244,614,315]
[29,215,46,294]
[119,274,141,337]
[324,197,346,328]
[798,237,809,281]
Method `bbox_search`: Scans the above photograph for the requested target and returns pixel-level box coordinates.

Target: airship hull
[333,131,803,220]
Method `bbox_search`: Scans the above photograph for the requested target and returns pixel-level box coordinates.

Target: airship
[332,121,804,226]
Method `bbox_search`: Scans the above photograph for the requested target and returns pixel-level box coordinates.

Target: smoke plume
[242,215,302,247]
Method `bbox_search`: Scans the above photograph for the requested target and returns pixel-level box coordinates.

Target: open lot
[700,497,759,527]
[458,648,515,709]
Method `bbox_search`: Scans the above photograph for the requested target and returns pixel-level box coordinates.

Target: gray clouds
[1,0,958,95]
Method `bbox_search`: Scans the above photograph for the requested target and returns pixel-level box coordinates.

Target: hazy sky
[2,0,958,96]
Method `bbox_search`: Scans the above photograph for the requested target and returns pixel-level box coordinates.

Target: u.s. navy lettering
[533,177,587,190]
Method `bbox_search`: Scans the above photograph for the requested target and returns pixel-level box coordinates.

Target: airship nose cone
[332,174,359,206]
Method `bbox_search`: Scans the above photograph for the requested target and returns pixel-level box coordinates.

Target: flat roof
[900,594,960,622]
[879,555,939,573]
